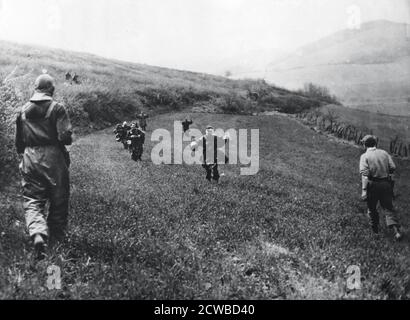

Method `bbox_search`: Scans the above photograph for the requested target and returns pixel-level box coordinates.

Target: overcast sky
[0,0,409,72]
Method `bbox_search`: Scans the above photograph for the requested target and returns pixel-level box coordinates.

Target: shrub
[212,92,253,115]
[0,84,21,183]
[302,83,340,105]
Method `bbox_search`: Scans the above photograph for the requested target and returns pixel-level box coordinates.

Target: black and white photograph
[0,0,409,306]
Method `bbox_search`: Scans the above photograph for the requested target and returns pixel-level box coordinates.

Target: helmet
[34,74,55,93]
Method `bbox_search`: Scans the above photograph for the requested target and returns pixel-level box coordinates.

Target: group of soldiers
[65,72,80,85]
[13,73,405,261]
[114,117,147,162]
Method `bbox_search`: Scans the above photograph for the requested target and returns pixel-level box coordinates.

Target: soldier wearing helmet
[136,112,149,131]
[127,125,145,161]
[182,118,193,133]
[15,74,73,259]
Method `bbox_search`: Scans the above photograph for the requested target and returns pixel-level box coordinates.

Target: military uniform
[136,113,148,131]
[121,122,131,149]
[15,75,72,251]
[190,126,229,182]
[128,127,145,161]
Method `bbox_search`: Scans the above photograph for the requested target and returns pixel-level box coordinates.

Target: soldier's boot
[392,225,403,241]
[48,226,66,248]
[203,165,212,182]
[371,223,379,234]
[33,233,47,261]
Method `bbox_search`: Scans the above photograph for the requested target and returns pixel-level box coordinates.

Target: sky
[0,0,409,73]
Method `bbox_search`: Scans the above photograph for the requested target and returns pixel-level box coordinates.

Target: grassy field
[1,112,409,299]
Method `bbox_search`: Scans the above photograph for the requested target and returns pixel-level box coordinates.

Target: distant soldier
[65,72,72,82]
[182,118,193,133]
[190,125,229,183]
[127,125,145,161]
[136,112,149,131]
[120,121,131,149]
[72,73,80,84]
[15,74,73,259]
[114,123,124,142]
[360,135,403,240]
[248,91,259,101]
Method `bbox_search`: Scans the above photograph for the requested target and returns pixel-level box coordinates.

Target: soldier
[72,73,80,84]
[127,125,145,161]
[15,74,73,259]
[65,72,72,82]
[190,125,229,183]
[136,112,149,131]
[182,118,193,133]
[121,121,131,149]
[360,135,403,240]
[114,123,124,143]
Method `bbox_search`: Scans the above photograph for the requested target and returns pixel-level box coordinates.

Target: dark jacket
[15,93,72,154]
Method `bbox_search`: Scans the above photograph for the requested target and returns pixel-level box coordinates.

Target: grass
[1,112,410,299]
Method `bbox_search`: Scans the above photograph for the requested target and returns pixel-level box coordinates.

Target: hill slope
[0,40,330,182]
[1,112,409,299]
[265,20,410,115]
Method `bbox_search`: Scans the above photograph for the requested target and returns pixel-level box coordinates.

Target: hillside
[1,111,409,299]
[265,20,410,115]
[0,40,331,183]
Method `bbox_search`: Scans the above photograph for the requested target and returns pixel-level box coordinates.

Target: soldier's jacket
[114,125,128,139]
[128,128,145,147]
[360,147,396,179]
[190,134,228,165]
[15,93,72,155]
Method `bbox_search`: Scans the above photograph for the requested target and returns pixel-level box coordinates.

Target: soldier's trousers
[367,180,399,228]
[203,163,219,181]
[19,146,70,240]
